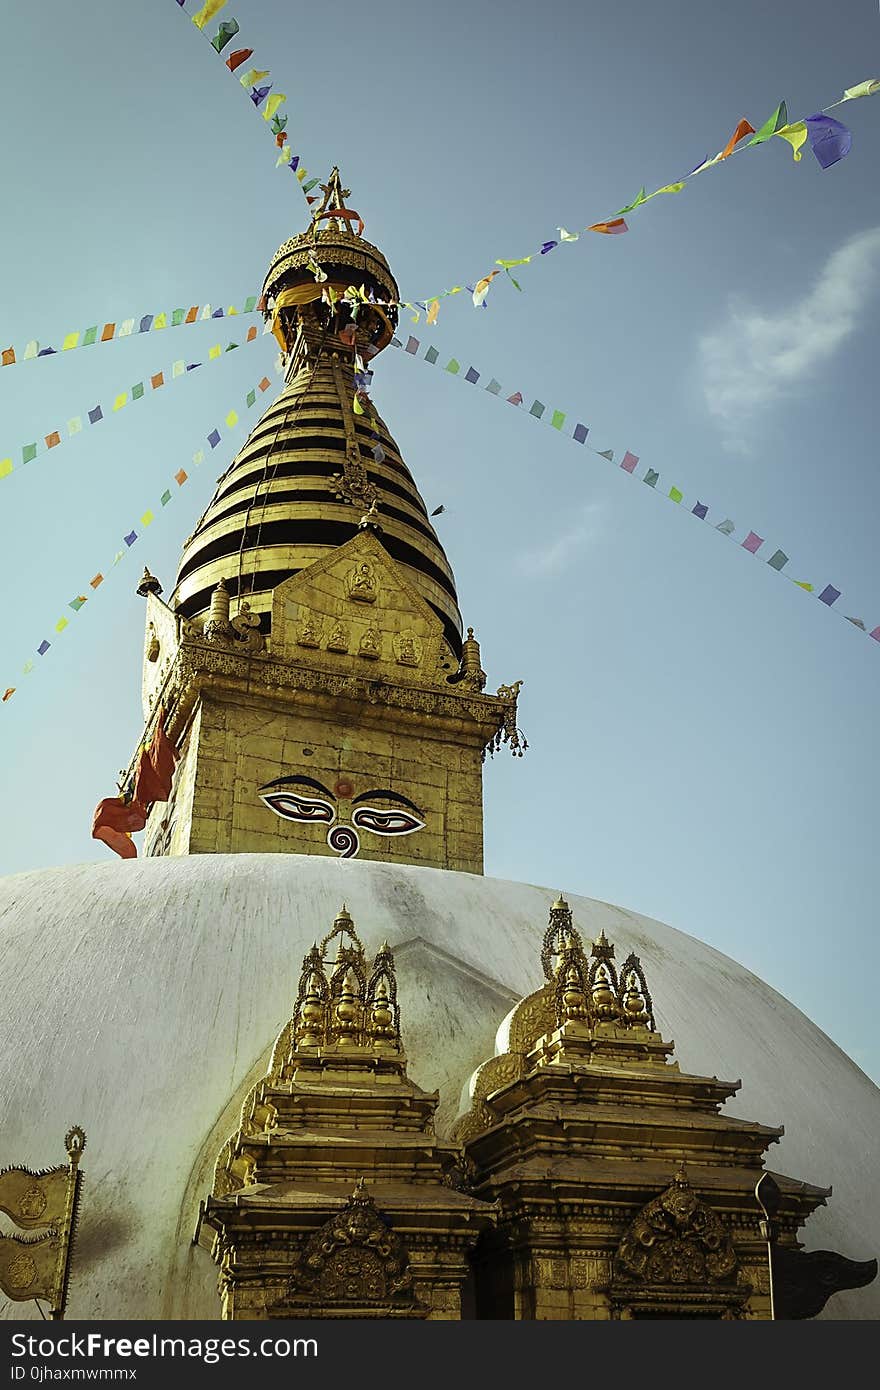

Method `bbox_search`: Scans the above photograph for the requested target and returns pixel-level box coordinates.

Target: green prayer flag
[767,549,789,571]
[669,486,683,503]
[616,187,648,215]
[597,449,614,461]
[550,410,565,430]
[425,346,439,364]
[445,358,460,374]
[225,342,239,351]
[302,178,320,193]
[747,101,788,145]
[22,443,37,464]
[132,382,144,400]
[529,401,545,419]
[246,389,256,407]
[644,468,659,487]
[172,308,185,327]
[243,295,258,312]
[68,596,87,611]
[82,325,98,346]
[496,257,532,268]
[160,489,172,506]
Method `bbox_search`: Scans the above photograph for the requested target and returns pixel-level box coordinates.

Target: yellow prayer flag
[794,580,814,591]
[55,617,68,633]
[843,79,880,101]
[209,344,222,360]
[62,332,80,351]
[296,167,308,182]
[774,122,808,160]
[352,394,365,416]
[141,511,155,527]
[226,410,238,428]
[192,0,228,31]
[113,393,127,412]
[263,93,287,122]
[646,181,686,199]
[427,300,440,324]
[0,459,13,479]
[227,306,238,316]
[153,312,167,330]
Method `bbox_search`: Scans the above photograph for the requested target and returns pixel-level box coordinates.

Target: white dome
[0,854,877,1320]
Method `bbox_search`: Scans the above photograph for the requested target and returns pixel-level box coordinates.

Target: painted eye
[351,805,425,837]
[260,791,335,824]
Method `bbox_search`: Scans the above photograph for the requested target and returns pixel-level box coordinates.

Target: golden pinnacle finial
[552,894,569,911]
[136,567,163,598]
[674,1160,689,1187]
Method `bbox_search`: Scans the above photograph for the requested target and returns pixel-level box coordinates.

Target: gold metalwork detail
[346,561,379,604]
[358,625,382,659]
[614,1168,738,1287]
[326,620,349,652]
[393,630,421,667]
[296,611,322,648]
[285,1180,419,1311]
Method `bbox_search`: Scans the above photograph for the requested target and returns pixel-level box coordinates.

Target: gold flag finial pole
[49,1128,86,1320]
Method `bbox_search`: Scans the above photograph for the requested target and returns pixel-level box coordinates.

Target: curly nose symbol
[327,824,360,858]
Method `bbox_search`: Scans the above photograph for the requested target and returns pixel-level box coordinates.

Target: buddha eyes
[259,791,336,823]
[351,806,425,837]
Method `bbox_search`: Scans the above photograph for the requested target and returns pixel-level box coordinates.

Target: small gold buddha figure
[395,630,419,666]
[334,967,361,1034]
[297,611,322,648]
[296,969,327,1048]
[327,620,349,653]
[621,970,649,1026]
[358,625,381,659]
[561,962,588,1022]
[368,976,396,1041]
[347,561,377,603]
[591,963,620,1021]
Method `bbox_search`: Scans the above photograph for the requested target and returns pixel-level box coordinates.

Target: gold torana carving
[614,1164,738,1287]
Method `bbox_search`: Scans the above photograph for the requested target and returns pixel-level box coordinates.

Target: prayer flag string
[1,375,276,705]
[173,1,320,203]
[0,322,272,485]
[391,334,880,648]
[1,297,260,371]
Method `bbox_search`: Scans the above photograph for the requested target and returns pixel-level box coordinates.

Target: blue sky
[1,0,879,1081]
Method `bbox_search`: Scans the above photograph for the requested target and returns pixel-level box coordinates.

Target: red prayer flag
[588,219,628,235]
[2,348,15,367]
[720,118,755,159]
[45,431,61,449]
[92,796,147,859]
[226,47,253,71]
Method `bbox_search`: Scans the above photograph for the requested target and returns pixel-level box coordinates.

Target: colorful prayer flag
[719,118,755,159]
[1,348,14,366]
[22,443,37,464]
[550,410,566,430]
[259,377,271,391]
[529,401,545,418]
[597,449,614,461]
[842,79,880,101]
[246,389,256,407]
[207,429,221,448]
[669,486,683,503]
[225,48,253,71]
[90,574,103,589]
[767,549,788,571]
[240,68,269,89]
[209,344,222,360]
[588,219,628,235]
[118,319,135,337]
[445,359,461,374]
[226,410,238,427]
[794,580,814,591]
[55,617,68,633]
[621,451,639,473]
[465,367,480,385]
[425,346,439,364]
[818,585,840,606]
[539,241,558,255]
[101,323,115,341]
[716,519,735,535]
[486,379,502,395]
[69,596,87,611]
[124,531,137,546]
[0,459,12,479]
[805,114,852,169]
[211,17,239,51]
[161,489,172,506]
[62,332,79,351]
[507,391,523,406]
[644,468,659,487]
[88,406,102,424]
[748,101,788,146]
[573,423,589,444]
[192,0,228,31]
[45,431,60,449]
[82,326,98,346]
[141,511,155,527]
[175,469,188,485]
[775,121,808,160]
[692,502,708,520]
[132,382,144,400]
[151,372,164,389]
[172,361,185,377]
[139,315,153,333]
[113,393,127,412]
[263,93,287,121]
[870,627,880,642]
[558,227,580,241]
[37,641,50,656]
[742,531,764,553]
[405,336,419,354]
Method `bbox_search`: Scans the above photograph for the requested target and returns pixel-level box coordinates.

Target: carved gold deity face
[258,774,425,858]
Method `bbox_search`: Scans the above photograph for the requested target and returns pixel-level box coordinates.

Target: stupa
[0,172,877,1322]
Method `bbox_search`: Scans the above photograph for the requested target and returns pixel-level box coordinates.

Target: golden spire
[312,166,364,238]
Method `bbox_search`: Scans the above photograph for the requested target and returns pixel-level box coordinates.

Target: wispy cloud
[517,502,605,576]
[698,227,880,442]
